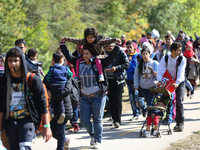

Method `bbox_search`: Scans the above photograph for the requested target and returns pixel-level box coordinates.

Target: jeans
[6,118,35,150]
[139,87,155,106]
[51,119,68,150]
[108,79,125,123]
[70,105,79,126]
[80,93,106,143]
[175,82,185,123]
[186,85,195,95]
[126,80,138,116]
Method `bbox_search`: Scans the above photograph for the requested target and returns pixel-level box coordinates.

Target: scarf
[183,43,194,58]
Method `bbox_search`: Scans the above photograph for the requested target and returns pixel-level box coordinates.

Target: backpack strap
[165,55,168,67]
[26,72,35,92]
[175,56,183,79]
[176,56,183,67]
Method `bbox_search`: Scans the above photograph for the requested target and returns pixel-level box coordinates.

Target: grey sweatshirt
[134,59,159,89]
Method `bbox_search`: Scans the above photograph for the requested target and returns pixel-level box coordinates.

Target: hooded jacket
[0,47,47,129]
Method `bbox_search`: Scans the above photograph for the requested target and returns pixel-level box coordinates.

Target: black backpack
[65,77,80,106]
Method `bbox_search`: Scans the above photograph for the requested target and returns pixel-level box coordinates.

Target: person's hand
[110,66,116,72]
[116,38,121,45]
[60,37,66,43]
[190,61,195,65]
[158,43,165,52]
[134,88,138,92]
[153,71,157,77]
[47,91,51,100]
[105,68,110,73]
[172,83,178,89]
[156,81,162,87]
[70,64,74,68]
[43,127,52,142]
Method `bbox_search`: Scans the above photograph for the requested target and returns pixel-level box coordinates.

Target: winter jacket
[25,54,43,79]
[60,43,120,96]
[50,79,74,120]
[106,48,130,84]
[0,47,47,129]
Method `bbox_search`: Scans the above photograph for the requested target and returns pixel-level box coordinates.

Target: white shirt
[157,54,186,85]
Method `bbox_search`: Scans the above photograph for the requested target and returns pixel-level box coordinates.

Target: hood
[4,47,28,120]
[142,42,153,54]
[5,47,28,78]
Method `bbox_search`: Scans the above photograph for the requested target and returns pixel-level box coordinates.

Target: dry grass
[166,131,200,150]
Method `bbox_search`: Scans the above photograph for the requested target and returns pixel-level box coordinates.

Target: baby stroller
[139,87,176,138]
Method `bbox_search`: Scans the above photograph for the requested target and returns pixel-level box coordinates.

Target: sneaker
[32,137,37,143]
[153,130,157,136]
[190,94,194,99]
[142,109,147,118]
[68,127,74,132]
[90,137,95,146]
[57,113,65,124]
[130,115,139,121]
[143,131,150,138]
[177,123,184,131]
[93,142,101,149]
[108,116,113,121]
[50,111,55,119]
[114,122,120,128]
[187,91,190,97]
[98,75,104,82]
[173,123,180,131]
[74,124,79,133]
[64,138,70,150]
[110,123,114,126]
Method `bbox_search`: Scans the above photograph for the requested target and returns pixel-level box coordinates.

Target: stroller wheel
[156,132,161,138]
[151,128,154,135]
[168,129,172,135]
[139,131,143,137]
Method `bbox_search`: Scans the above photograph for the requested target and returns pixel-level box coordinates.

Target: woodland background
[0,0,199,73]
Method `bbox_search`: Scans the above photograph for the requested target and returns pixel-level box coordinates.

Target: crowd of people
[0,27,199,150]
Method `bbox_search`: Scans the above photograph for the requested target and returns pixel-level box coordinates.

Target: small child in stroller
[143,99,166,137]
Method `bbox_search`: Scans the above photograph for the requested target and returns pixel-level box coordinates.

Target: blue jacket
[46,64,70,85]
[126,53,140,81]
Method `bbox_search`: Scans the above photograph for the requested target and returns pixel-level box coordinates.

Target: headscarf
[142,42,153,54]
[183,43,194,58]
[139,37,148,44]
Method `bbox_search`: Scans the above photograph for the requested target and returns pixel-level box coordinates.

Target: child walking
[64,27,120,82]
[46,52,73,124]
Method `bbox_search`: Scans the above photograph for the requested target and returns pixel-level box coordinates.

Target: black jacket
[106,49,130,84]
[60,43,120,96]
[0,47,47,129]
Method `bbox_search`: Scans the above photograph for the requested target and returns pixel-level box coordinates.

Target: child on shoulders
[64,27,121,82]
